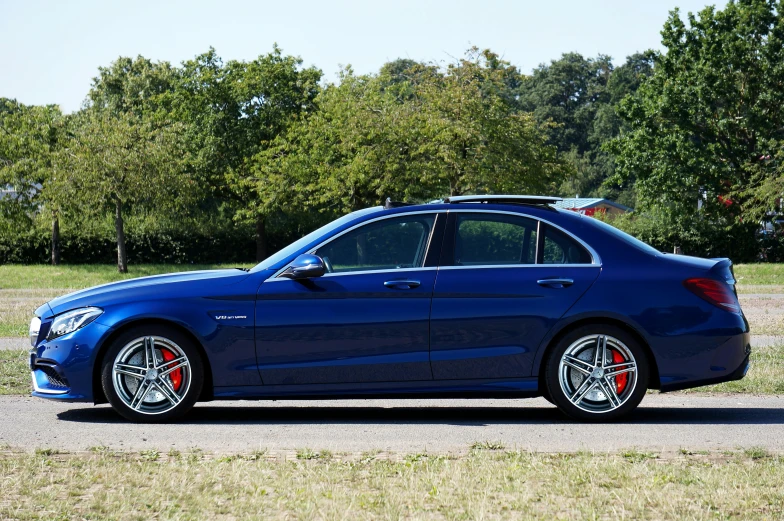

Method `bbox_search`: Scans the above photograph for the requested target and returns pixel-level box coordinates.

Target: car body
[29,195,751,422]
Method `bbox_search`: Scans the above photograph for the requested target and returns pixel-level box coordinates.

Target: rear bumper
[660,332,751,393]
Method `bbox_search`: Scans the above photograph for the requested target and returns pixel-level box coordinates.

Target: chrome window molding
[269,207,601,280]
[271,210,443,279]
[265,266,437,282]
[448,209,602,267]
[438,264,600,271]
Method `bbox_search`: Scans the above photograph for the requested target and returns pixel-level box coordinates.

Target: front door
[430,211,601,380]
[255,212,444,385]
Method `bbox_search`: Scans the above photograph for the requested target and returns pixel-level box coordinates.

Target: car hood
[39,269,254,318]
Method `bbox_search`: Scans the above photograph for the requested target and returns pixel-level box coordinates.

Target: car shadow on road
[57,405,784,426]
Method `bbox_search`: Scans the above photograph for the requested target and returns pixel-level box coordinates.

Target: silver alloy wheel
[558,334,638,414]
[111,336,191,415]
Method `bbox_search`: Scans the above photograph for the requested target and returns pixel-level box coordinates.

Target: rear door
[429,210,601,380]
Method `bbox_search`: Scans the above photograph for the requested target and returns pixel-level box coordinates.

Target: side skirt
[211,377,540,400]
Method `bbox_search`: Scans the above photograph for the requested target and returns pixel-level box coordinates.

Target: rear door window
[454,214,538,266]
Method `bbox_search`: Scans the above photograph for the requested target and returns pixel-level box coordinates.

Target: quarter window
[454,214,537,265]
[315,215,436,273]
[542,226,592,264]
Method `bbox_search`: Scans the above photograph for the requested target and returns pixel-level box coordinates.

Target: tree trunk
[50,213,60,266]
[115,200,128,273]
[255,216,267,261]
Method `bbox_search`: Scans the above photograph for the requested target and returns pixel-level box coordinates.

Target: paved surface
[752,335,784,347]
[1,394,783,454]
[0,337,27,350]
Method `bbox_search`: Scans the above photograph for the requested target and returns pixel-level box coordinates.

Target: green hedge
[603,210,767,263]
[0,227,261,264]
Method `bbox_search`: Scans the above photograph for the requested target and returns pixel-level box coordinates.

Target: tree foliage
[609,0,784,227]
[254,49,568,217]
[5,15,784,267]
[52,112,193,272]
[519,51,654,206]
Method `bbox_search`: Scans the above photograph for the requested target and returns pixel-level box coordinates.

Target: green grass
[0,263,254,290]
[734,263,784,286]
[1,449,783,520]
[0,264,253,337]
[0,350,28,395]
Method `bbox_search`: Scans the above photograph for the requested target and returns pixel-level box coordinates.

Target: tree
[53,112,193,272]
[519,52,654,205]
[0,99,66,264]
[413,49,566,197]
[172,46,322,260]
[519,53,613,155]
[254,49,568,216]
[608,0,784,230]
[88,55,178,115]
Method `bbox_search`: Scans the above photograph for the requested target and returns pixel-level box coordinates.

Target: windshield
[251,207,382,271]
[586,216,662,256]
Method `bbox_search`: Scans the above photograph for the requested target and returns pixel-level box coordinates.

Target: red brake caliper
[160,349,182,392]
[611,349,628,394]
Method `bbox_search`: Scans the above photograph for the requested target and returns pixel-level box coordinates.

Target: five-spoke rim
[558,334,637,414]
[112,336,191,415]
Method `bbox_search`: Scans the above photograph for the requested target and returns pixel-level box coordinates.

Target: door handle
[537,278,574,287]
[384,280,421,289]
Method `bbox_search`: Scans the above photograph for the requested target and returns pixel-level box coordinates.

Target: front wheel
[544,325,649,422]
[101,325,203,422]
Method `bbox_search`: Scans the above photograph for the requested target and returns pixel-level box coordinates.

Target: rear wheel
[544,325,648,422]
[101,325,203,422]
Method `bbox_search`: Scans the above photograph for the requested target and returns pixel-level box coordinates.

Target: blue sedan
[29,195,750,422]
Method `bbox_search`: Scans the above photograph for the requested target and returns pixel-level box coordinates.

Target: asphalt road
[1,394,783,454]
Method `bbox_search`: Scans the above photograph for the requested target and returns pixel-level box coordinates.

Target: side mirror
[280,254,326,279]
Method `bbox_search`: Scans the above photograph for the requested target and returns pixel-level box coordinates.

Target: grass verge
[1,448,782,520]
[0,350,28,395]
[0,264,253,336]
[0,263,253,290]
[734,263,784,286]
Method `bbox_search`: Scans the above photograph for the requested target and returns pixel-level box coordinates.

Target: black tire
[540,387,555,405]
[544,324,649,422]
[101,324,204,423]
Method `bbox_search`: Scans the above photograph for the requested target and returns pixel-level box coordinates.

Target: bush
[0,226,257,264]
[600,209,762,263]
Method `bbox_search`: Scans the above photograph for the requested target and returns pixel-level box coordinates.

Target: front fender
[94,298,260,387]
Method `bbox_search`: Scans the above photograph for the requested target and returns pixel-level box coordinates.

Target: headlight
[47,307,103,340]
[29,316,41,346]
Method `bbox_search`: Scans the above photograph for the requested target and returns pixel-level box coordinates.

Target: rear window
[542,226,593,264]
[586,217,661,256]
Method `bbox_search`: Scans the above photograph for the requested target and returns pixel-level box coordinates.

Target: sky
[1,0,727,114]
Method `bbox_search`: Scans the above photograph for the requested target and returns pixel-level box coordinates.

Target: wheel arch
[92,318,214,404]
[536,316,661,392]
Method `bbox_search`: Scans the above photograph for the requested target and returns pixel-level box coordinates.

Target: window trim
[270,210,445,280]
[440,209,601,269]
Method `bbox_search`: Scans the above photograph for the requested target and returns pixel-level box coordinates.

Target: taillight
[683,277,740,312]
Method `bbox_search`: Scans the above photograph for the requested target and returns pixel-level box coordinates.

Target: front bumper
[29,320,113,402]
